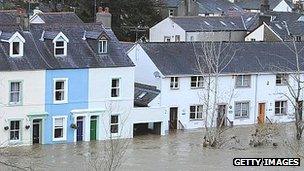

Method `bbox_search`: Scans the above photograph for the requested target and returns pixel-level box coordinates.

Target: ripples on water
[0,124,303,171]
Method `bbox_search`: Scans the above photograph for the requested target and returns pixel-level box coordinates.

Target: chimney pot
[96,7,112,28]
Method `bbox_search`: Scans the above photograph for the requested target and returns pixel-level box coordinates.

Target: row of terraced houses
[1,1,304,147]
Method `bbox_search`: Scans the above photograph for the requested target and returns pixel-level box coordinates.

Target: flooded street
[1,124,303,171]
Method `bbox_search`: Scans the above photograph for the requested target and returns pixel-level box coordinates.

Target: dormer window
[99,39,108,54]
[6,32,25,57]
[52,32,69,57]
[55,41,65,56]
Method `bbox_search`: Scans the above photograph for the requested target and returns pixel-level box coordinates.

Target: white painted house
[149,15,258,42]
[234,0,293,13]
[127,42,303,130]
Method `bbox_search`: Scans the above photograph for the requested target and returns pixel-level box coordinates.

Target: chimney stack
[260,0,270,13]
[96,7,112,28]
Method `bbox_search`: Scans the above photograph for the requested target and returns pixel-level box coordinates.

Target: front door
[32,119,41,144]
[299,101,303,121]
[258,103,266,124]
[169,107,178,130]
[77,117,84,141]
[217,105,227,127]
[90,116,97,141]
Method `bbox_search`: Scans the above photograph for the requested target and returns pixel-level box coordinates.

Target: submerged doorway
[32,119,42,144]
[90,116,97,141]
[77,116,84,141]
[169,107,178,130]
[217,104,227,127]
[258,103,266,124]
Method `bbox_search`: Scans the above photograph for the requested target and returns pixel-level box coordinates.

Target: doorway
[90,116,97,141]
[32,119,42,144]
[77,116,84,141]
[169,107,178,130]
[217,105,227,127]
[258,103,266,124]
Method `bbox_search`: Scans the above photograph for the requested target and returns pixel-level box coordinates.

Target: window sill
[9,140,22,145]
[276,84,287,86]
[53,138,67,142]
[190,119,204,121]
[170,88,179,90]
[235,86,251,89]
[190,87,203,90]
[235,117,249,119]
[8,102,23,106]
[53,101,68,104]
[274,114,287,116]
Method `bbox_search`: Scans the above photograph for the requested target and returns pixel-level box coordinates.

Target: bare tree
[193,41,239,148]
[258,40,304,140]
[84,101,131,171]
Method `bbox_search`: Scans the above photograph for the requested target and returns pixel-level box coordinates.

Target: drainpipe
[253,74,258,123]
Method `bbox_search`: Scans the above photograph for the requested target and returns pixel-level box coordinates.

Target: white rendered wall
[149,18,186,42]
[88,67,135,140]
[0,70,45,146]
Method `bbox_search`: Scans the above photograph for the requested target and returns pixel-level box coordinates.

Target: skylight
[138,92,147,99]
[275,23,282,30]
[204,21,211,26]
[220,21,227,26]
[246,17,252,22]
[216,7,222,11]
[230,21,236,26]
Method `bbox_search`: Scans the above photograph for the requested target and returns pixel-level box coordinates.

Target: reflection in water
[0,124,303,171]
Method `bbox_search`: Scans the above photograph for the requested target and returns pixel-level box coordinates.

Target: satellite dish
[153,71,161,78]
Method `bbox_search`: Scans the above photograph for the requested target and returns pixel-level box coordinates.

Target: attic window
[99,39,108,54]
[8,32,25,57]
[12,42,20,55]
[53,32,69,57]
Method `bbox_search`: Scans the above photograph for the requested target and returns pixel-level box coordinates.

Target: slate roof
[235,0,293,10]
[134,83,160,107]
[34,12,84,25]
[0,11,134,71]
[170,14,257,32]
[164,0,182,7]
[120,42,135,52]
[197,0,243,14]
[139,42,304,76]
[263,12,304,40]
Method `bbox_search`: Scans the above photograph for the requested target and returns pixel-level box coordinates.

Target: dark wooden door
[169,107,178,130]
[217,105,227,127]
[77,117,84,141]
[32,120,40,144]
[258,103,266,124]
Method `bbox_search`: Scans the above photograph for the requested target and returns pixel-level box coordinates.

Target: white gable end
[273,0,292,12]
[30,15,45,24]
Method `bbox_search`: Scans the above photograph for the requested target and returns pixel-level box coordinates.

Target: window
[170,77,179,89]
[276,74,288,85]
[175,35,180,42]
[235,75,251,87]
[110,115,119,134]
[99,39,108,53]
[190,105,203,120]
[235,102,250,118]
[10,121,20,141]
[55,41,65,56]
[169,9,174,16]
[251,38,256,41]
[296,36,302,42]
[275,101,287,115]
[12,42,20,55]
[53,117,66,141]
[111,79,120,97]
[190,36,194,41]
[191,76,203,88]
[54,79,68,103]
[9,81,22,105]
[164,36,171,42]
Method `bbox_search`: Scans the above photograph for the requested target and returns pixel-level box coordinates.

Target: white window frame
[275,101,287,115]
[190,76,204,89]
[276,74,288,86]
[189,105,203,120]
[8,32,25,57]
[9,120,21,142]
[53,78,68,104]
[52,116,67,141]
[235,75,251,88]
[235,101,250,119]
[111,78,120,98]
[110,115,119,135]
[9,81,23,105]
[170,77,179,90]
[99,39,108,53]
[169,9,174,16]
[164,36,171,42]
[53,32,69,57]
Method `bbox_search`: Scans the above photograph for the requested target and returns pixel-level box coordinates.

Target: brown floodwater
[0,124,303,171]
